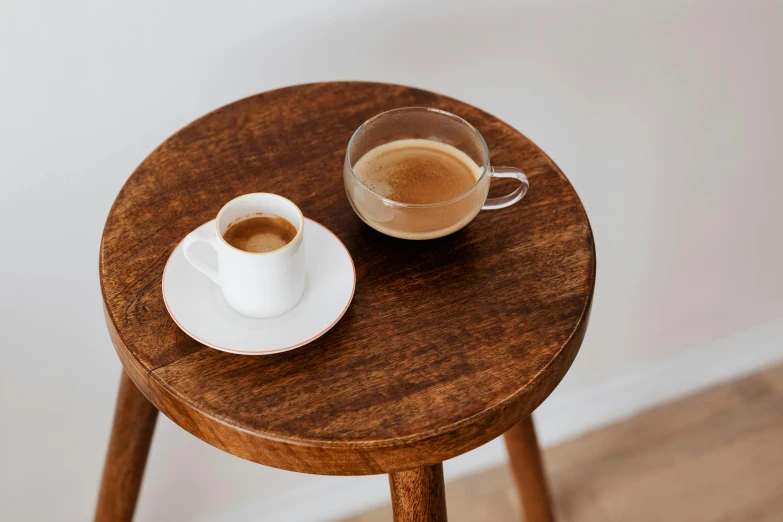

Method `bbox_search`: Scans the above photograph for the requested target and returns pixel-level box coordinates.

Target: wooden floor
[342,363,783,522]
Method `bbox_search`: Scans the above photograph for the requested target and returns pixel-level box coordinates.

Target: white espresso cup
[183,193,306,318]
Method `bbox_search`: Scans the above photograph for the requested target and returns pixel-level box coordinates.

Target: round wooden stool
[97,82,595,522]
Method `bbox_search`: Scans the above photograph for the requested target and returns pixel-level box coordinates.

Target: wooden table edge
[103,269,592,475]
[98,81,597,475]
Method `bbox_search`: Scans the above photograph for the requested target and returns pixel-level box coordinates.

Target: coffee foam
[353,139,482,204]
[223,214,297,253]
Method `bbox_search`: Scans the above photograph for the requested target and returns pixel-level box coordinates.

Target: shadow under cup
[344,107,528,240]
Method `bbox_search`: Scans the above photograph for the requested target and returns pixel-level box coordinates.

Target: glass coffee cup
[344,107,529,240]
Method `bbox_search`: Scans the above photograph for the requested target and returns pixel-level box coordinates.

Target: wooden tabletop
[100,82,595,475]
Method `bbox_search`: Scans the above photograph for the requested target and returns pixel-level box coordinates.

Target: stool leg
[389,463,448,522]
[94,371,158,522]
[504,416,555,522]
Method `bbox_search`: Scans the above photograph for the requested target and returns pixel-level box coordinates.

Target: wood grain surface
[389,464,448,522]
[344,364,783,522]
[504,416,555,522]
[100,82,596,475]
[94,371,158,522]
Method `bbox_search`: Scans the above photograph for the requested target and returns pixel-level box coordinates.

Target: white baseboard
[215,317,783,522]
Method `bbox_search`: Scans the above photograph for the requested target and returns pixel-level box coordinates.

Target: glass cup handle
[482,166,530,210]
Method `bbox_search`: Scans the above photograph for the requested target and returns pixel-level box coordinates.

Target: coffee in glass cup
[344,107,529,240]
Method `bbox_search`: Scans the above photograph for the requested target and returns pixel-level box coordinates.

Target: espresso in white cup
[183,193,305,318]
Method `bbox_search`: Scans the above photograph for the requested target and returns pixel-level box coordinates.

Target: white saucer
[162,218,355,355]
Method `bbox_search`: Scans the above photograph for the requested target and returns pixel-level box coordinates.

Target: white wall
[1,1,782,521]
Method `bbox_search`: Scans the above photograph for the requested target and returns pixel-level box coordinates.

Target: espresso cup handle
[482,166,530,210]
[183,225,220,285]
